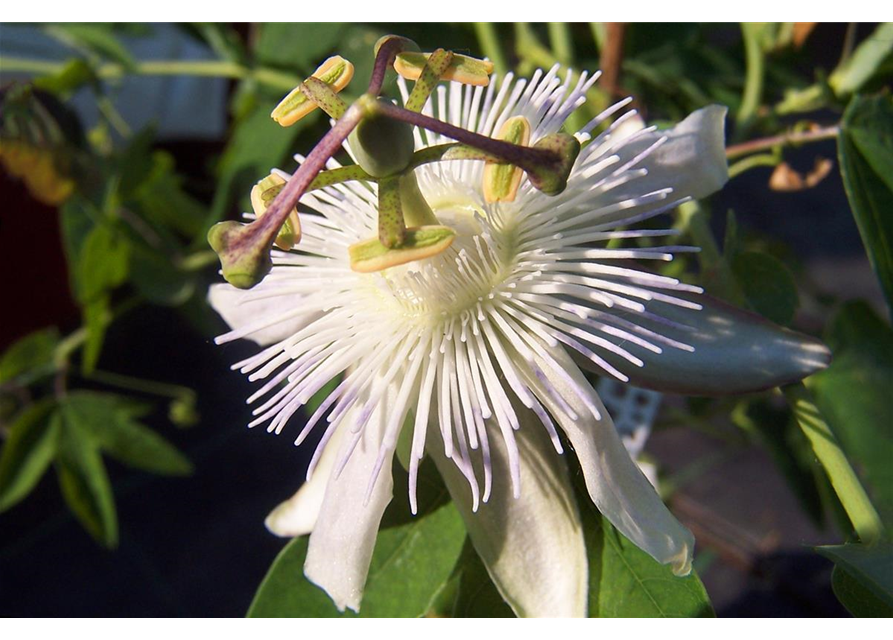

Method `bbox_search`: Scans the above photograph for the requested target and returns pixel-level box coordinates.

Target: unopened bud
[207,221,273,290]
[526,133,581,196]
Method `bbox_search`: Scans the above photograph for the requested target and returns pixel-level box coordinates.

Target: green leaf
[0,327,60,384]
[63,392,193,476]
[33,59,97,97]
[583,504,714,617]
[731,251,799,326]
[359,502,465,616]
[448,541,515,618]
[248,489,466,617]
[809,302,893,526]
[832,565,893,617]
[82,296,111,375]
[817,543,893,617]
[247,535,349,617]
[129,243,195,307]
[189,23,247,64]
[254,23,343,71]
[78,222,131,303]
[839,94,893,316]
[60,197,96,299]
[44,23,136,69]
[131,151,207,240]
[829,23,893,96]
[55,406,118,547]
[207,100,305,231]
[722,209,741,262]
[0,400,59,512]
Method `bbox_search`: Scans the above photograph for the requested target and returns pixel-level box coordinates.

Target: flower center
[362,196,517,328]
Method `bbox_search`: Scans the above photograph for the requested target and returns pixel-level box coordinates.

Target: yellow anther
[394,51,493,87]
[250,173,301,250]
[348,225,456,273]
[483,116,531,203]
[271,56,354,127]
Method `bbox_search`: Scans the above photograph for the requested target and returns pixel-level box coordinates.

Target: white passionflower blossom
[210,66,830,617]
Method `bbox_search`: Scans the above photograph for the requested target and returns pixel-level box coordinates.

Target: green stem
[85,369,194,401]
[473,23,508,78]
[738,23,765,128]
[783,383,885,545]
[177,250,219,272]
[589,23,606,53]
[0,56,299,91]
[547,23,574,66]
[728,152,779,179]
[53,296,140,367]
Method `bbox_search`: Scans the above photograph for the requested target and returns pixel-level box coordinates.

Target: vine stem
[725,125,840,160]
[737,23,765,128]
[0,56,299,91]
[599,23,627,96]
[784,383,885,545]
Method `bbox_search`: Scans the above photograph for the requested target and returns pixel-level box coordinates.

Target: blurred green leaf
[44,23,136,70]
[254,23,342,71]
[82,296,111,375]
[731,251,799,326]
[60,197,97,298]
[722,209,741,262]
[189,23,247,64]
[116,127,158,199]
[56,406,118,547]
[0,328,60,384]
[839,94,893,316]
[129,243,195,307]
[168,393,199,428]
[817,543,893,617]
[64,392,193,476]
[0,399,59,512]
[207,100,305,230]
[829,23,893,97]
[78,222,131,303]
[132,151,207,240]
[32,59,97,97]
[810,302,893,526]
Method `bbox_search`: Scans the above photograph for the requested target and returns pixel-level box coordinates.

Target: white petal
[579,293,831,395]
[208,282,315,346]
[303,385,397,612]
[520,343,695,576]
[429,408,588,618]
[264,421,349,538]
[615,104,729,202]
